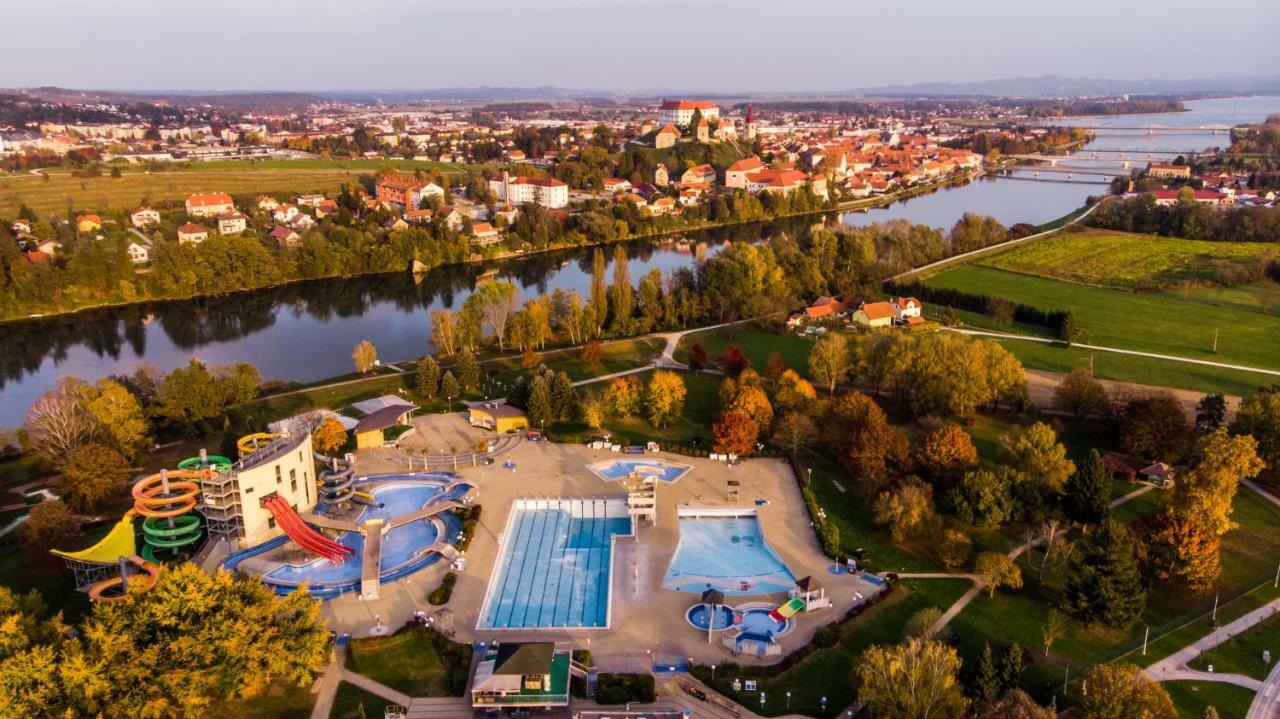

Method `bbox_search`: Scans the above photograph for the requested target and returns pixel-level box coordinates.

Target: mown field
[924,264,1280,373]
[0,158,479,217]
[977,228,1277,290]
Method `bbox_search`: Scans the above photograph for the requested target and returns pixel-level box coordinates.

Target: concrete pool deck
[321,431,884,668]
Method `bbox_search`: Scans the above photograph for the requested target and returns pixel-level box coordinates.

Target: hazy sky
[3,0,1278,93]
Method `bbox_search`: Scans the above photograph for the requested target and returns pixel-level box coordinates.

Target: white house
[892,296,923,321]
[184,193,234,217]
[130,207,161,227]
[176,222,208,246]
[273,204,300,224]
[488,172,569,209]
[409,182,444,209]
[126,241,151,264]
[217,211,248,235]
[658,100,719,128]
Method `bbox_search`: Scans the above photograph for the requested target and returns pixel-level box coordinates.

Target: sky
[3,0,1278,93]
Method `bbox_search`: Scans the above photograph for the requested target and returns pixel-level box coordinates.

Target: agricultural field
[0,158,479,217]
[977,228,1278,290]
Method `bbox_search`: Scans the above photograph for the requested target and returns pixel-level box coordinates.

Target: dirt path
[1024,368,1242,421]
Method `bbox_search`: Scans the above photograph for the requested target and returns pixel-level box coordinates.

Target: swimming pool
[587,458,692,484]
[663,512,797,595]
[222,475,464,598]
[478,498,632,629]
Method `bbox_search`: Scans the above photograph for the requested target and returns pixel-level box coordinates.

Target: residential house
[493,205,519,226]
[892,297,923,322]
[295,194,326,208]
[289,213,316,231]
[314,198,339,218]
[653,164,670,187]
[273,204,300,224]
[648,196,677,215]
[75,214,102,233]
[381,216,409,232]
[10,219,31,235]
[1148,163,1191,179]
[470,221,501,246]
[695,117,710,142]
[176,222,208,245]
[130,207,160,227]
[255,195,280,212]
[1148,189,1230,207]
[681,164,717,185]
[409,182,444,209]
[725,156,766,189]
[126,239,151,264]
[852,301,896,328]
[184,193,234,217]
[216,211,247,235]
[405,208,434,225]
[804,295,849,322]
[654,124,680,149]
[601,177,631,194]
[268,226,301,248]
[34,239,60,257]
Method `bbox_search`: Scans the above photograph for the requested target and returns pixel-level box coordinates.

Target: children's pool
[587,458,692,484]
[663,514,796,595]
[686,603,794,638]
[478,498,632,629]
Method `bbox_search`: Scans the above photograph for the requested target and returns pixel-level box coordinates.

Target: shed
[354,405,415,449]
[469,404,529,434]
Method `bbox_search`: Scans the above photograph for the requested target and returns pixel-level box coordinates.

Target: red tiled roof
[660,100,717,110]
[858,302,896,320]
[186,193,232,207]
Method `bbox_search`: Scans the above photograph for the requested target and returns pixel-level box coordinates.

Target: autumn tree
[915,424,978,483]
[152,360,261,431]
[826,392,909,489]
[581,394,606,431]
[603,375,643,417]
[1064,449,1112,525]
[855,638,968,719]
[352,340,378,374]
[1195,393,1227,432]
[975,552,1023,597]
[465,279,519,351]
[645,371,687,428]
[712,410,759,456]
[20,500,83,563]
[312,417,348,457]
[1142,510,1221,593]
[1230,388,1280,482]
[688,343,708,371]
[1002,422,1075,497]
[24,387,96,468]
[936,529,973,569]
[1041,609,1067,658]
[808,333,851,395]
[1173,429,1263,536]
[774,369,818,415]
[581,340,604,368]
[429,308,460,356]
[873,479,936,541]
[1054,368,1108,420]
[1077,664,1176,719]
[83,379,150,461]
[985,690,1054,719]
[727,384,774,433]
[904,607,943,639]
[771,412,817,456]
[416,356,440,399]
[1066,519,1146,628]
[1121,392,1193,463]
[720,345,750,378]
[764,351,786,383]
[55,442,131,512]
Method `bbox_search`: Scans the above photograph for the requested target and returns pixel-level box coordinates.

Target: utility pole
[1212,327,1219,354]
[1143,625,1150,656]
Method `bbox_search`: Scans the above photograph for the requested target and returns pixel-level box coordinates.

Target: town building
[185,193,234,217]
[469,405,528,433]
[488,172,569,209]
[725,156,766,189]
[176,222,208,245]
[654,124,680,149]
[681,164,717,185]
[75,214,102,233]
[745,103,758,140]
[217,212,248,235]
[601,177,631,194]
[126,240,151,264]
[658,99,720,128]
[1148,163,1191,179]
[269,226,301,248]
[130,207,160,227]
[471,642,571,710]
[853,301,896,328]
[892,297,923,322]
[653,164,670,187]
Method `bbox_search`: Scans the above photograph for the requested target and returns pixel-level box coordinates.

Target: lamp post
[711,664,716,682]
[786,691,791,709]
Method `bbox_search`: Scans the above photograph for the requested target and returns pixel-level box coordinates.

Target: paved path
[1243,479,1280,511]
[949,328,1280,378]
[308,646,345,719]
[1145,598,1280,689]
[1248,661,1280,719]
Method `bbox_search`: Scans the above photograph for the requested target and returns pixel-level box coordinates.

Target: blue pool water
[737,608,790,641]
[589,458,691,484]
[664,516,797,595]
[687,603,736,631]
[480,500,632,629]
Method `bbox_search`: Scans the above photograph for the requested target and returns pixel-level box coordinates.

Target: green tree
[1230,388,1280,483]
[153,360,261,431]
[416,356,440,400]
[1053,368,1108,420]
[456,348,480,391]
[855,638,968,719]
[464,280,519,351]
[949,468,1016,527]
[54,442,131,512]
[644,371,687,429]
[609,245,633,333]
[1065,449,1112,525]
[1065,519,1146,628]
[998,642,1025,692]
[936,529,973,569]
[1195,393,1227,432]
[1121,392,1193,463]
[550,371,575,421]
[439,371,460,410]
[973,642,1001,704]
[527,375,554,427]
[1002,422,1075,496]
[352,340,378,374]
[975,552,1023,598]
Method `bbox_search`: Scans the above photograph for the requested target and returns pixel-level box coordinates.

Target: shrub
[427,572,457,605]
[595,673,656,705]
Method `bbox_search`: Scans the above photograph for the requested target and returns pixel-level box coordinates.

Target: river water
[2,96,1277,427]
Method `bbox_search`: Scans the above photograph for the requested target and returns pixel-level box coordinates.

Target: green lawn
[556,369,722,447]
[675,324,816,377]
[209,680,314,719]
[1163,680,1257,719]
[330,682,395,719]
[925,264,1280,373]
[978,229,1276,290]
[1189,611,1280,680]
[345,628,467,697]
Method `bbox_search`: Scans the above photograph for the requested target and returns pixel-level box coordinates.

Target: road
[1248,662,1280,719]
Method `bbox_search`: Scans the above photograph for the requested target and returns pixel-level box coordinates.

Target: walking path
[1145,598,1280,690]
[949,328,1280,378]
[1248,662,1280,719]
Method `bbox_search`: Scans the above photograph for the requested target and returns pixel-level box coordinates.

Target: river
[1,96,1277,427]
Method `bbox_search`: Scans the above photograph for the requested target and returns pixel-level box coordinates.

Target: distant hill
[850,74,1280,98]
[4,86,331,111]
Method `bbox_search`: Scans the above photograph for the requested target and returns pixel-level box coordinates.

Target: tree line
[1087,193,1280,245]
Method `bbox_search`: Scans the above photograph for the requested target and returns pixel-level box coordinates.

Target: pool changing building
[472,642,572,710]
[202,432,318,549]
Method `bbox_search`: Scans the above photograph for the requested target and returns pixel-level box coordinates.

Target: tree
[24,388,96,468]
[1054,368,1108,420]
[581,340,604,368]
[1195,393,1227,432]
[527,375,554,427]
[352,340,378,374]
[312,417,348,457]
[84,379,150,461]
[873,479,935,541]
[998,643,1025,695]
[771,412,817,456]
[764,351,786,383]
[774,369,818,415]
[1065,519,1146,628]
[609,245,633,332]
[603,376,643,417]
[826,392,909,489]
[1041,609,1067,657]
[727,385,774,432]
[915,425,978,483]
[465,280,519,350]
[904,607,943,639]
[712,410,759,456]
[1121,392,1193,463]
[1174,429,1263,536]
[1142,510,1221,593]
[949,468,1016,528]
[936,529,973,569]
[1002,422,1075,496]
[975,552,1023,597]
[808,333,851,395]
[20,500,82,563]
[688,343,708,371]
[1230,389,1280,483]
[987,690,1054,719]
[1077,664,1176,719]
[855,638,968,719]
[152,360,261,431]
[550,371,575,421]
[720,345,749,378]
[439,371,460,410]
[456,348,480,391]
[645,371,687,429]
[416,356,440,400]
[430,309,460,357]
[973,643,1001,704]
[55,442,131,512]
[581,394,606,431]
[1065,449,1112,525]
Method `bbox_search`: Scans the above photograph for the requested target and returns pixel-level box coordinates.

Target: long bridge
[1005,153,1171,169]
[1085,123,1233,134]
[997,166,1128,180]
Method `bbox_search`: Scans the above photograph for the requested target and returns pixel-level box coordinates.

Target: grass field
[345,628,464,697]
[675,323,815,374]
[329,682,393,719]
[1189,611,1280,680]
[1163,680,1256,719]
[924,264,1280,373]
[977,229,1277,290]
[210,681,314,719]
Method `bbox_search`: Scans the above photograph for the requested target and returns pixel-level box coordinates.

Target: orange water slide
[86,555,160,602]
[131,469,203,518]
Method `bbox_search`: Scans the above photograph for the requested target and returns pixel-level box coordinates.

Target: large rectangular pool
[478,498,632,629]
[663,511,796,595]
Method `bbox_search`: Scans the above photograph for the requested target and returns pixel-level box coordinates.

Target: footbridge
[998,165,1128,179]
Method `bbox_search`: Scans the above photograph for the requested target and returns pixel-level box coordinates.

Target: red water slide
[263,497,354,563]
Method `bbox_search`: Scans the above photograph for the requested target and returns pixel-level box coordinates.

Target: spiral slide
[132,468,205,559]
[262,496,354,563]
[238,432,279,458]
[87,556,160,603]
